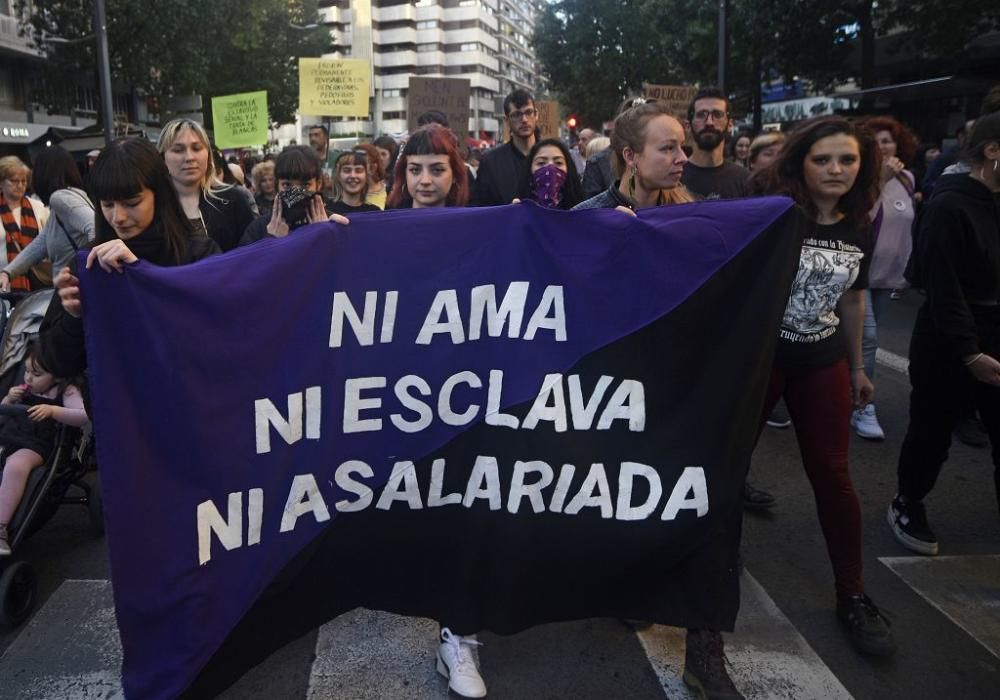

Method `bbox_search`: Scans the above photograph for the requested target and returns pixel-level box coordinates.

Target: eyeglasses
[507,108,537,121]
[693,110,728,122]
[4,179,27,186]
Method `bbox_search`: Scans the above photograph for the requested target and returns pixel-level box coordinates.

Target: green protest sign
[211,91,269,149]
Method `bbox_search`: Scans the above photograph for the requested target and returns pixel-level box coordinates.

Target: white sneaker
[851,404,885,440]
[437,627,486,698]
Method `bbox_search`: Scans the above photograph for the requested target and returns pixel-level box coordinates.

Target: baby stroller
[0,290,101,629]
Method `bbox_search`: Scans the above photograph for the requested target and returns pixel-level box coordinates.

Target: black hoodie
[911,173,1000,361]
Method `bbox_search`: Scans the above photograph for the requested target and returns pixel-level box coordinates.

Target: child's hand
[5,384,27,403]
[27,404,55,422]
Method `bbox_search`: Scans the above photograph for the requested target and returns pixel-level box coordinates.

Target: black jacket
[200,187,256,253]
[911,173,1000,361]
[39,233,219,381]
[581,149,613,200]
[473,141,527,206]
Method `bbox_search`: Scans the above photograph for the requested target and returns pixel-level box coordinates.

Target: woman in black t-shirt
[751,116,896,657]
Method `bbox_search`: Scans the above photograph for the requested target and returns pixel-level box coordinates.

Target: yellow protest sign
[211,91,269,149]
[299,58,370,117]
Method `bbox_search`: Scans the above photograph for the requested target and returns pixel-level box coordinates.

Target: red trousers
[761,359,864,597]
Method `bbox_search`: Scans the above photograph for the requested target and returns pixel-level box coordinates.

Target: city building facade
[313,0,544,142]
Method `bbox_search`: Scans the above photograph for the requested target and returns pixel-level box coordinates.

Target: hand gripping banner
[81,198,804,698]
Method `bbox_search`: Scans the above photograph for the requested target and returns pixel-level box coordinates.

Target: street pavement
[1,290,998,699]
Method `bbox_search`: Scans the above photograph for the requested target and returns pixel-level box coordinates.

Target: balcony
[376,27,416,44]
[374,4,414,22]
[0,14,42,59]
[415,5,444,22]
[319,6,350,24]
[417,50,445,66]
[375,50,418,68]
[444,51,498,72]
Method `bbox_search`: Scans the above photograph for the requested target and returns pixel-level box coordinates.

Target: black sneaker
[743,482,776,511]
[954,415,988,448]
[887,496,939,555]
[682,629,744,700]
[765,410,791,429]
[836,594,896,657]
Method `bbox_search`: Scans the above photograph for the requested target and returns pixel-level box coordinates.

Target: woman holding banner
[387,124,470,210]
[573,98,746,700]
[157,118,255,252]
[750,115,896,658]
[40,139,220,380]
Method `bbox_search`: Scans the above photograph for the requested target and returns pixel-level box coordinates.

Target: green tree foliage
[18,0,330,125]
[534,0,995,122]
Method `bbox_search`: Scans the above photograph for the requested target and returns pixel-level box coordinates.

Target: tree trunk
[858,0,876,89]
[752,52,763,133]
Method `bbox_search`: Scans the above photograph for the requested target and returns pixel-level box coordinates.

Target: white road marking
[636,572,853,700]
[876,348,909,375]
[880,555,1000,660]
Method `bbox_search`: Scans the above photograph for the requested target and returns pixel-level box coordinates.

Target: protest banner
[407,77,471,139]
[299,58,370,117]
[536,100,561,139]
[643,84,699,120]
[210,91,269,150]
[82,199,804,699]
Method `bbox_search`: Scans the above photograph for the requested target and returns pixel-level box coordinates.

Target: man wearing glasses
[473,89,539,206]
[681,87,750,201]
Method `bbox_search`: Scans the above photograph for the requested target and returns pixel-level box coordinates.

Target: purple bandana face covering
[532,164,568,209]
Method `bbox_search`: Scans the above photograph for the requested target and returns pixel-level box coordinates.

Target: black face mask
[278,186,314,230]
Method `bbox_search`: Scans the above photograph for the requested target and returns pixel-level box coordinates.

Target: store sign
[1,126,31,139]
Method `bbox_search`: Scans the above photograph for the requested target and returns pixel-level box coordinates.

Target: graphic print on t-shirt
[781,237,863,344]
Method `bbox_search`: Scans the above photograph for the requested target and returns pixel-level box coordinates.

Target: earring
[628,166,637,196]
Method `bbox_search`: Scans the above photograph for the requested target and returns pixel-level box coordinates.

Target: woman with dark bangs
[387,125,469,209]
[385,124,486,699]
[751,116,896,657]
[515,138,585,209]
[40,138,220,379]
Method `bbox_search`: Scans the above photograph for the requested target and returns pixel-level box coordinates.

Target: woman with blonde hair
[585,135,610,161]
[156,118,255,251]
[573,98,692,210]
[748,132,786,171]
[0,156,49,291]
[353,143,389,210]
[251,161,277,218]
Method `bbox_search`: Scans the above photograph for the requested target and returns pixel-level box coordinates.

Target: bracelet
[850,365,865,371]
[963,353,984,367]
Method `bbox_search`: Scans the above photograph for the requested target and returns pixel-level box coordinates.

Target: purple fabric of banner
[81,198,793,698]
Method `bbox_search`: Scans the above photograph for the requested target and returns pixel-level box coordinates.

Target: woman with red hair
[388,125,469,209]
[852,116,918,440]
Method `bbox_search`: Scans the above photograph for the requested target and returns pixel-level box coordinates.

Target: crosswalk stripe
[880,555,1000,660]
[636,572,853,700]
[876,348,909,375]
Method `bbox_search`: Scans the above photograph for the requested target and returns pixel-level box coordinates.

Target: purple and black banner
[82,199,803,699]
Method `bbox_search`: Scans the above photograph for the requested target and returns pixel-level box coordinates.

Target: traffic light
[566,115,578,130]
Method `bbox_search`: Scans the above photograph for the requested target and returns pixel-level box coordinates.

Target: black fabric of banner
[180,207,805,699]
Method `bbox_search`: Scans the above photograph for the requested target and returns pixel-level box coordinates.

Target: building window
[417,43,438,52]
[382,89,402,98]
[416,20,437,29]
[460,42,478,51]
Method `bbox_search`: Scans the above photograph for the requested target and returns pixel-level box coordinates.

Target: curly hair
[861,116,917,165]
[749,116,880,227]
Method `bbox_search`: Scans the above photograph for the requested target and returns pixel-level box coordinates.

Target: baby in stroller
[0,340,88,555]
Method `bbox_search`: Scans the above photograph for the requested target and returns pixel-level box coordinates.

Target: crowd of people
[0,83,997,700]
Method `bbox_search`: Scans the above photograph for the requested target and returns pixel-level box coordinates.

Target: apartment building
[316,0,543,141]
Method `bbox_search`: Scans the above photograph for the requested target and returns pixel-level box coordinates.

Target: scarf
[531,164,568,209]
[122,222,174,265]
[0,192,39,291]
